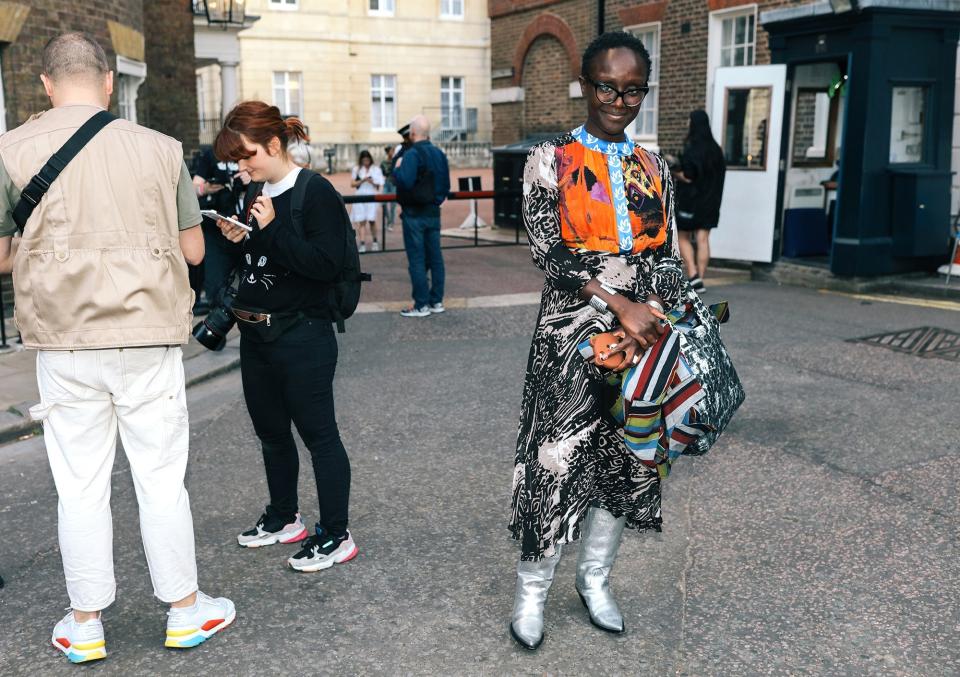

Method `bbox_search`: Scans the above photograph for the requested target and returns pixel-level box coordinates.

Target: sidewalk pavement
[752,258,960,301]
[0,245,750,445]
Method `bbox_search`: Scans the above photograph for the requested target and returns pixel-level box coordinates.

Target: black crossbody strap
[12,110,117,233]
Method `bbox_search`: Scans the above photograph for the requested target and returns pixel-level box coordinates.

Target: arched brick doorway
[521,35,576,136]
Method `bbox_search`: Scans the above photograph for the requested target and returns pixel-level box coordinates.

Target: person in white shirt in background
[350,149,384,253]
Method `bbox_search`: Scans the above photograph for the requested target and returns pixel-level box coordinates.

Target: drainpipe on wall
[598,0,605,35]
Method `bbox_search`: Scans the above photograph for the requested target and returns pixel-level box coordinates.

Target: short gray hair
[409,114,431,138]
[42,32,110,83]
[287,139,312,167]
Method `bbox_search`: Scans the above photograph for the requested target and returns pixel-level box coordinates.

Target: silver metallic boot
[575,507,627,633]
[509,548,562,650]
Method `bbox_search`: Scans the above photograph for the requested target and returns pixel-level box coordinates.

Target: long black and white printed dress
[509,128,686,561]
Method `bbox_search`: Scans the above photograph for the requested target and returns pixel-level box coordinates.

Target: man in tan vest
[0,33,235,663]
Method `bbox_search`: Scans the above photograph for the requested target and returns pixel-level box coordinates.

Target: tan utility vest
[1,105,194,349]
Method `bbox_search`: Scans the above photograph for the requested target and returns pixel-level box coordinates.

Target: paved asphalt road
[0,280,958,676]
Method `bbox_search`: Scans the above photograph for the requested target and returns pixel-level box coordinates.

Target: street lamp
[195,0,246,25]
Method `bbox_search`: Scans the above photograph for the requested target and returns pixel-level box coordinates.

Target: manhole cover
[848,326,960,362]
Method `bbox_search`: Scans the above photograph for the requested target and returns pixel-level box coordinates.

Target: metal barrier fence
[341,189,523,254]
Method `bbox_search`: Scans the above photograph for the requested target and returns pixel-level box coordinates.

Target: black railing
[198,117,221,146]
[0,275,17,350]
[0,275,6,349]
[341,189,523,253]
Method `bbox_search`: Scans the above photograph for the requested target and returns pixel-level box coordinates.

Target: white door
[709,64,787,262]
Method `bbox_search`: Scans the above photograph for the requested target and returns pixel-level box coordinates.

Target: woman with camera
[212,101,358,573]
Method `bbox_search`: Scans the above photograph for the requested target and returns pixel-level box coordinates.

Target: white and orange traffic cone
[938,231,960,281]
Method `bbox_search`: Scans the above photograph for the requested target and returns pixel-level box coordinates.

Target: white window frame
[625,22,660,146]
[267,0,299,10]
[720,11,756,67]
[706,5,758,109]
[370,74,397,131]
[272,71,303,118]
[440,0,464,20]
[368,0,395,16]
[196,74,205,121]
[440,75,465,131]
[116,56,146,124]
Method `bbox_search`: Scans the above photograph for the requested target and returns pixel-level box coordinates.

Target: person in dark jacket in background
[674,110,725,293]
[392,114,451,318]
[192,147,248,309]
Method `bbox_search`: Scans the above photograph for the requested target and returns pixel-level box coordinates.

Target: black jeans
[240,318,350,537]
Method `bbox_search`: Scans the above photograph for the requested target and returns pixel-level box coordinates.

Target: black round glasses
[584,77,649,107]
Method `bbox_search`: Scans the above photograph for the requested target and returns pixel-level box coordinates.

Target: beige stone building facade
[197,0,491,167]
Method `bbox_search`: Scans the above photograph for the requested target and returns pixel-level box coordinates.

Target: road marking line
[818,289,960,312]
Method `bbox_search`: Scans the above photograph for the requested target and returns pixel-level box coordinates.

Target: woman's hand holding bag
[613,299,667,349]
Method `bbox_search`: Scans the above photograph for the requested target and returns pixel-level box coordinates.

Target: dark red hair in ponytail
[214,101,309,161]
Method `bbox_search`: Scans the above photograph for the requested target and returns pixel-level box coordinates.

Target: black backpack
[245,169,370,333]
[396,144,435,207]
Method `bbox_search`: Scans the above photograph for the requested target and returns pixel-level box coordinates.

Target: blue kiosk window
[889,86,926,164]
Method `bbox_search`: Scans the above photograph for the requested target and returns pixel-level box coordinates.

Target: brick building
[490,0,960,277]
[0,0,199,155]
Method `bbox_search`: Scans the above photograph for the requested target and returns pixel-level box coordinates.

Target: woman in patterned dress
[508,32,689,650]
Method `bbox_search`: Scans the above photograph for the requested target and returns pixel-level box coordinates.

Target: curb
[0,337,241,447]
[751,261,960,301]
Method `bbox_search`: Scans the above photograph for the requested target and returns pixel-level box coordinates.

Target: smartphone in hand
[200,209,253,231]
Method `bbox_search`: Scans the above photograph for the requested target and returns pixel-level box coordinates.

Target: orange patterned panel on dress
[556,141,668,255]
[556,142,621,253]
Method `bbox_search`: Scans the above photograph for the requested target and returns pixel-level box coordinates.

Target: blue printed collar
[572,125,634,157]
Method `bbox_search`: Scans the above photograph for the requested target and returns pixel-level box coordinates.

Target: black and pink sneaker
[237,512,308,548]
[288,529,358,572]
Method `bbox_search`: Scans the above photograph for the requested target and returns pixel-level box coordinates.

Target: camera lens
[191,304,237,351]
[192,320,227,351]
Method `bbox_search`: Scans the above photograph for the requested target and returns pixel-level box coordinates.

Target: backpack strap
[12,110,117,233]
[285,169,346,332]
[284,168,371,333]
[288,168,315,238]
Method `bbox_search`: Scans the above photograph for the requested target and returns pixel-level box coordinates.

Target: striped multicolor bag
[578,296,744,476]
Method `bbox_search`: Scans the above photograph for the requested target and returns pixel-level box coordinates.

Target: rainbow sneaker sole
[52,636,107,663]
[165,612,235,648]
[165,595,236,649]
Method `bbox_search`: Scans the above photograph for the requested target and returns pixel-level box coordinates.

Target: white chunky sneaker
[165,591,236,649]
[51,611,106,663]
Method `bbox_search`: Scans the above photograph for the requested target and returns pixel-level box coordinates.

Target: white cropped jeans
[31,346,198,612]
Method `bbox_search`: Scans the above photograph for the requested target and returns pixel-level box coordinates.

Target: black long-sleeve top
[234,172,347,318]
